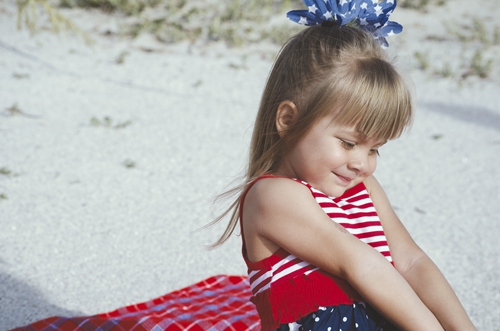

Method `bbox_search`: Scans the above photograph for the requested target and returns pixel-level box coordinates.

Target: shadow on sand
[0,269,82,331]
[422,102,500,132]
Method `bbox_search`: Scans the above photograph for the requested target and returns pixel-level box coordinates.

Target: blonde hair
[209,24,413,248]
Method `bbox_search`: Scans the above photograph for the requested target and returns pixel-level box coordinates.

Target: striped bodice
[307,180,393,263]
[241,177,392,329]
[247,180,392,297]
[249,248,320,296]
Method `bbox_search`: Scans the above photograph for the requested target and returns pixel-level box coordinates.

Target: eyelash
[340,140,380,156]
[340,140,355,150]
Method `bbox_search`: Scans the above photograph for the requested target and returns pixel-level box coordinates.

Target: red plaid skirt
[12,275,260,331]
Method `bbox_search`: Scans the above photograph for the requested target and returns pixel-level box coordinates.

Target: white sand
[1,0,499,330]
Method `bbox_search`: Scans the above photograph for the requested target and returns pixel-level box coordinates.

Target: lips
[334,173,353,186]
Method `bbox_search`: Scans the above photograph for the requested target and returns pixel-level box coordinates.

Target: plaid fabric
[12,275,260,331]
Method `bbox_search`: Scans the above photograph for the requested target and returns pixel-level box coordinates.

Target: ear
[276,101,298,137]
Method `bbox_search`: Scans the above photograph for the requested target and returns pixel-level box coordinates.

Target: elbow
[341,251,391,286]
[393,247,429,278]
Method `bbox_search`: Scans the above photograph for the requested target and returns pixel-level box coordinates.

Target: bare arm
[365,175,477,331]
[243,178,443,331]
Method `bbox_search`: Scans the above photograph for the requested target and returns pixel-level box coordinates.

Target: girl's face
[276,113,386,197]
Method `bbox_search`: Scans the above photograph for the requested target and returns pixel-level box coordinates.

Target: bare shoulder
[243,177,316,226]
[242,177,319,261]
[362,174,383,196]
[245,177,311,205]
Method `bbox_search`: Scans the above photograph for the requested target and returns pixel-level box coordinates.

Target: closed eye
[340,139,355,150]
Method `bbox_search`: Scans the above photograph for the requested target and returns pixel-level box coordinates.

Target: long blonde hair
[209,24,413,248]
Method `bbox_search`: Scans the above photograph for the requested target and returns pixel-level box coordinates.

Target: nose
[347,152,369,174]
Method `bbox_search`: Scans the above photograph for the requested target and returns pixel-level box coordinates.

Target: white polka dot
[353,303,356,308]
[366,314,369,319]
[312,314,316,318]
[327,328,331,331]
[331,308,335,313]
[355,323,359,328]
[343,317,347,322]
[315,317,320,322]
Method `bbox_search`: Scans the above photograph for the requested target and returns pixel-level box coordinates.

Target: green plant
[431,18,499,80]
[13,73,30,79]
[5,103,24,116]
[399,0,430,9]
[446,19,499,46]
[0,193,7,200]
[431,134,444,140]
[494,26,500,45]
[414,51,430,71]
[114,120,132,129]
[90,116,110,127]
[0,167,21,177]
[436,62,453,78]
[115,51,129,64]
[472,18,489,44]
[466,50,493,78]
[399,0,446,10]
[0,167,12,176]
[3,103,39,118]
[123,159,136,168]
[83,0,300,46]
[228,55,248,70]
[90,116,132,129]
[16,0,304,47]
[60,0,160,14]
[16,0,92,43]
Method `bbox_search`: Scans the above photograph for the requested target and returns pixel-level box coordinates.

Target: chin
[339,179,363,195]
[324,186,348,198]
[324,178,364,197]
[346,183,356,191]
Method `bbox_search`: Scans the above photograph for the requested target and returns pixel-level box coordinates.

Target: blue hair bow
[287,0,403,47]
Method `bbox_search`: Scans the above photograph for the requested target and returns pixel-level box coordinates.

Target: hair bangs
[331,57,413,141]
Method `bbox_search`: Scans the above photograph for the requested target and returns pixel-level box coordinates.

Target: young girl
[211,1,477,330]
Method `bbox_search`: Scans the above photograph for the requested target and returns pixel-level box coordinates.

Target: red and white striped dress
[240,176,393,330]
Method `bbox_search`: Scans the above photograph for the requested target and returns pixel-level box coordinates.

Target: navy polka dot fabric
[276,303,400,331]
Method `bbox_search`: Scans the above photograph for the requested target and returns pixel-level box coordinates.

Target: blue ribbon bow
[287,0,403,47]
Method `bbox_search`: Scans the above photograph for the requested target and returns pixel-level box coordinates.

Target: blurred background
[1,0,499,330]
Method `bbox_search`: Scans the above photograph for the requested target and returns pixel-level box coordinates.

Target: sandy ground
[1,0,499,330]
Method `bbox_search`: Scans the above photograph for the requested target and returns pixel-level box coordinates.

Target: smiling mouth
[334,173,353,185]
